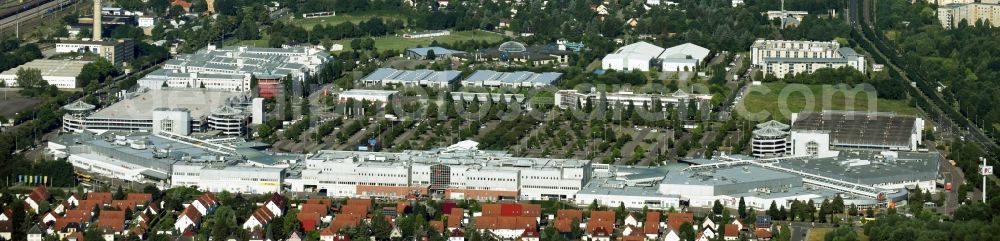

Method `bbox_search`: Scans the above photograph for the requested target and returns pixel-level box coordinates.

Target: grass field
[807,228,869,241]
[331,30,504,51]
[289,11,404,30]
[0,90,43,117]
[739,82,920,122]
[231,30,505,52]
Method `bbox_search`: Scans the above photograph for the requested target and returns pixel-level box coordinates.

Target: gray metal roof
[791,111,917,148]
[773,150,940,186]
[406,47,465,57]
[462,70,562,86]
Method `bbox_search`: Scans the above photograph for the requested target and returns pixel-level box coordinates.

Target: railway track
[0,0,77,38]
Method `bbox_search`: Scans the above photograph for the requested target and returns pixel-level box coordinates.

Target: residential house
[25,186,51,214]
[0,220,12,240]
[666,212,695,235]
[644,212,661,239]
[590,227,611,241]
[723,224,739,240]
[755,228,773,240]
[0,209,10,221]
[664,229,681,241]
[174,206,203,231]
[521,228,540,241]
[28,224,44,241]
[243,207,276,230]
[87,192,113,206]
[448,229,465,241]
[67,194,81,207]
[701,216,717,231]
[624,213,640,228]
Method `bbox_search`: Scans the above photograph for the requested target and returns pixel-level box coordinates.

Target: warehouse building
[359,68,461,87]
[48,130,295,192]
[554,89,713,111]
[286,140,592,201]
[336,89,400,105]
[750,39,866,78]
[405,47,465,59]
[602,42,711,72]
[172,164,284,194]
[461,70,562,88]
[137,45,332,91]
[61,88,257,136]
[788,111,923,158]
[0,59,92,89]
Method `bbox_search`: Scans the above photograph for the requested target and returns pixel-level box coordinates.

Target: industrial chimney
[93,0,102,40]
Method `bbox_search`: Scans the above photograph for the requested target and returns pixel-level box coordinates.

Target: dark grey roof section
[774,150,940,186]
[792,111,916,148]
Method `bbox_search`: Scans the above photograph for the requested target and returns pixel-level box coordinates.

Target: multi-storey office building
[138,45,332,91]
[750,39,866,78]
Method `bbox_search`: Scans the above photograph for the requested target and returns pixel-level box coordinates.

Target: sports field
[289,11,404,30]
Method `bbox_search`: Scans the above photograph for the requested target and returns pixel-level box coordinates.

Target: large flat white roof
[0,59,92,78]
[91,89,246,119]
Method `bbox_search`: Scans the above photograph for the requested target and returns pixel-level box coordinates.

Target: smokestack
[93,0,102,40]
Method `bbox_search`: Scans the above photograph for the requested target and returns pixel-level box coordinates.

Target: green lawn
[229,30,504,52]
[331,30,504,51]
[738,82,920,122]
[288,11,404,30]
[807,228,869,241]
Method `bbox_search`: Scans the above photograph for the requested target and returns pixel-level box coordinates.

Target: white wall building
[138,45,332,91]
[603,42,711,72]
[337,89,400,105]
[750,39,866,78]
[171,164,283,194]
[0,60,92,89]
[286,141,591,201]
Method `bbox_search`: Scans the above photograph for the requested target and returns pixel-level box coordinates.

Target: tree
[212,206,235,240]
[713,200,724,215]
[15,67,47,96]
[114,186,126,200]
[371,209,392,240]
[738,197,747,219]
[425,49,437,60]
[768,201,779,220]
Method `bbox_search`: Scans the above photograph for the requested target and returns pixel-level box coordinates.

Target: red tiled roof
[297,212,322,232]
[481,204,501,216]
[556,209,583,221]
[430,220,444,233]
[306,198,332,205]
[251,207,276,225]
[590,211,615,222]
[644,212,661,234]
[86,192,112,205]
[554,219,573,233]
[474,216,536,230]
[724,224,739,237]
[755,228,773,239]
[500,203,522,217]
[340,204,369,217]
[447,208,464,228]
[127,193,152,204]
[179,206,202,224]
[396,201,410,214]
[28,186,50,203]
[345,199,372,211]
[586,220,614,235]
[300,203,330,216]
[96,216,125,232]
[520,204,541,217]
[667,212,694,231]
